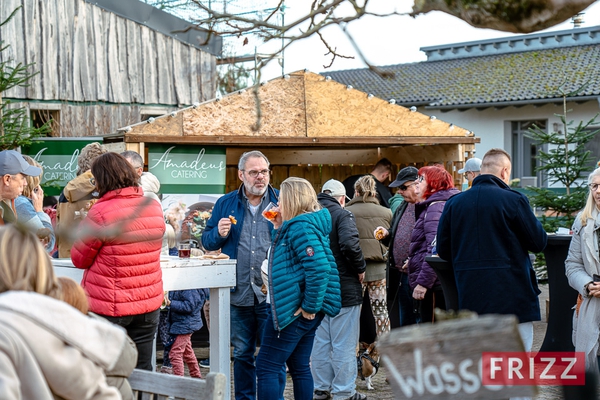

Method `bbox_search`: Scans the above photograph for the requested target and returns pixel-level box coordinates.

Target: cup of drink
[262,202,279,222]
[178,243,191,258]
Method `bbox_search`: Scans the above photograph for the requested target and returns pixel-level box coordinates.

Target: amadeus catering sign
[148,145,226,194]
[22,138,101,196]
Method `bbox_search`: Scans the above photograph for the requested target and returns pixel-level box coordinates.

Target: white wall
[423,100,600,158]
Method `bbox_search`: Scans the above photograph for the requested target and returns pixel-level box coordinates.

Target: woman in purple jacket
[408,166,460,323]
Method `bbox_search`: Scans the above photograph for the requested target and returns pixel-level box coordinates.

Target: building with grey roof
[325,25,600,187]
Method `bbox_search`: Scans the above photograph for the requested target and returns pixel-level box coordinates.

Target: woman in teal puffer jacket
[256,177,341,400]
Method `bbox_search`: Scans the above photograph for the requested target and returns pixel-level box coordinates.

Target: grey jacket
[565,211,600,372]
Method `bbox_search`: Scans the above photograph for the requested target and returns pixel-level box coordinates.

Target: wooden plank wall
[0,0,217,135]
[16,101,155,136]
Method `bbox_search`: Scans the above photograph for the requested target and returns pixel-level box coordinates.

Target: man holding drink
[202,150,279,400]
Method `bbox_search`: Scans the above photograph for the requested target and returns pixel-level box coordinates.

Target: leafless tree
[189,0,596,80]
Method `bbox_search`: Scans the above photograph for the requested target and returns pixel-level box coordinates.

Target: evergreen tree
[0,6,48,150]
[526,85,600,232]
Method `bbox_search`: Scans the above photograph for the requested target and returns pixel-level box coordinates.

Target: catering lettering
[33,148,79,181]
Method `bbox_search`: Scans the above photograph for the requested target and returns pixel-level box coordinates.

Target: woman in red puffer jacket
[71,152,165,371]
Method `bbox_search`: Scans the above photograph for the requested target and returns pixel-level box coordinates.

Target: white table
[52,257,235,400]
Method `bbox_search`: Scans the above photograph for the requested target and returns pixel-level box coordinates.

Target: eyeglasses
[589,183,600,191]
[417,175,424,182]
[399,182,417,191]
[243,169,270,178]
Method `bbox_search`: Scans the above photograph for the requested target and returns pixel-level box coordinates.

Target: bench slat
[129,369,226,400]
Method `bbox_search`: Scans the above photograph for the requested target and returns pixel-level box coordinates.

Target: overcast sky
[257,1,600,80]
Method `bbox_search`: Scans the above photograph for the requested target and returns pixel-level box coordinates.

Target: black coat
[437,174,547,323]
[317,193,366,307]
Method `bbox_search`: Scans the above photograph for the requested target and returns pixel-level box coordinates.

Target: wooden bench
[129,369,226,400]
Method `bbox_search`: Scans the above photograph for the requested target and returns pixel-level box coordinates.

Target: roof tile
[325,45,600,107]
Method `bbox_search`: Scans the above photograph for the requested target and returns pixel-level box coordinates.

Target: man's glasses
[399,181,416,191]
[417,175,424,182]
[243,169,270,178]
[589,183,600,191]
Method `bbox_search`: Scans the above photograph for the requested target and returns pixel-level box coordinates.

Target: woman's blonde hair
[279,177,321,220]
[20,155,43,198]
[580,167,600,225]
[0,224,59,297]
[57,276,89,314]
[354,175,378,203]
[165,222,177,249]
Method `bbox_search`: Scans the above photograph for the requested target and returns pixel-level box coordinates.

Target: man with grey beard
[202,150,279,400]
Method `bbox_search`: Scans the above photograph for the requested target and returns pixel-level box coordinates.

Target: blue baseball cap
[0,150,42,176]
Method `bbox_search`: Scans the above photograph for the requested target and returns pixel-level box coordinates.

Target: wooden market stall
[116,70,479,190]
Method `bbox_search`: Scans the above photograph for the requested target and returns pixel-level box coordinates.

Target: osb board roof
[121,70,475,146]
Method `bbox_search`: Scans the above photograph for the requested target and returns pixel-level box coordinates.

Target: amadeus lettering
[383,349,500,397]
[150,146,225,180]
[34,148,79,182]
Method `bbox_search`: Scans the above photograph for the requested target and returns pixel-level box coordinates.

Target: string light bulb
[346,85,353,90]
[389,99,396,105]
[367,94,374,99]
[283,74,290,80]
[430,115,436,120]
[192,102,200,109]
[325,76,332,81]
[170,111,177,118]
[410,106,417,112]
[147,117,155,123]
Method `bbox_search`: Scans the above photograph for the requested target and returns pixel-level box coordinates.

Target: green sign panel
[22,138,101,196]
[147,145,226,194]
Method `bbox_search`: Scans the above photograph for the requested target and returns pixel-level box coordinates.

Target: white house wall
[421,101,600,159]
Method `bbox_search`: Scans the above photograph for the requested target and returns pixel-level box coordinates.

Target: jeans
[257,311,324,400]
[398,272,416,326]
[311,305,360,400]
[170,334,201,377]
[101,308,160,371]
[230,299,268,400]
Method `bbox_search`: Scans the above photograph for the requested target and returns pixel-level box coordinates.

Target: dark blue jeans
[230,300,268,400]
[399,272,416,326]
[101,308,160,371]
[257,311,324,400]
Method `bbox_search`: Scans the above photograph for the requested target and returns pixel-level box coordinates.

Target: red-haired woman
[407,165,460,323]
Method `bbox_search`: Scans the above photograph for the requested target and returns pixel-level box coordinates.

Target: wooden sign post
[378,315,537,399]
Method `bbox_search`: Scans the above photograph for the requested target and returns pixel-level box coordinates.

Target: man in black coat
[312,179,367,400]
[343,158,394,208]
[437,148,547,351]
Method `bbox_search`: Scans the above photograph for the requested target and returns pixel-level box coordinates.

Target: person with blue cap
[0,150,42,224]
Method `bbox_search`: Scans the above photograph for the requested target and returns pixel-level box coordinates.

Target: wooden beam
[227,148,382,165]
[125,134,480,147]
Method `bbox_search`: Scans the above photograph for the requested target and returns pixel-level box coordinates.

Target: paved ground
[166,283,591,399]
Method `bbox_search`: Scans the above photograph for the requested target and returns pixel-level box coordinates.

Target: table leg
[210,287,231,400]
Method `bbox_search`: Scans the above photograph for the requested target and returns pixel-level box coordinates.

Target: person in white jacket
[0,224,132,400]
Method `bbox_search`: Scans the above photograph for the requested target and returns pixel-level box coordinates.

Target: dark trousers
[398,272,417,326]
[387,269,416,329]
[101,308,160,370]
[415,287,446,324]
